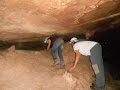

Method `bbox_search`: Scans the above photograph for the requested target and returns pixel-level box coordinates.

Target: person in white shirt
[68,37,105,90]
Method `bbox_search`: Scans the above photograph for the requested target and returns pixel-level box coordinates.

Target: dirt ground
[0,43,120,90]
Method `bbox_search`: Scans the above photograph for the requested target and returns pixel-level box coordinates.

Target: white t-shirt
[73,41,97,56]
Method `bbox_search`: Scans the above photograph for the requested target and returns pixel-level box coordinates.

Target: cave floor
[0,43,119,90]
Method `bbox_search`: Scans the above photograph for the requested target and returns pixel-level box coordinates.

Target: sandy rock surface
[0,43,94,90]
[0,0,115,40]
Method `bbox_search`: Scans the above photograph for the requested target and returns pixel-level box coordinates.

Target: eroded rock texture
[0,0,119,41]
[0,1,120,90]
[0,43,94,90]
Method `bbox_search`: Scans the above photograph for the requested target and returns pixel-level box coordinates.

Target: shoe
[60,62,65,69]
[51,60,60,67]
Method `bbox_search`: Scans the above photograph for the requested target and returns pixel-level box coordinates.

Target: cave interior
[0,0,120,80]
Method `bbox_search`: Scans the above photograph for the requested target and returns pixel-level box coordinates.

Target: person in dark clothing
[44,36,65,68]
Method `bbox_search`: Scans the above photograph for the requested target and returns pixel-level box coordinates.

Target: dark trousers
[90,43,105,89]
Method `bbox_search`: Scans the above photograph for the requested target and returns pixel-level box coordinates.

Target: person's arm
[47,39,51,50]
[68,50,80,72]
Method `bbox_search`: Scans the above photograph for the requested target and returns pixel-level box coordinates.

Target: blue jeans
[90,43,105,89]
[51,38,64,63]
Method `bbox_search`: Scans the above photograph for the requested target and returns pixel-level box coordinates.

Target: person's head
[44,37,50,43]
[70,37,79,44]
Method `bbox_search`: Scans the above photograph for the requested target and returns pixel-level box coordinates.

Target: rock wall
[0,0,118,41]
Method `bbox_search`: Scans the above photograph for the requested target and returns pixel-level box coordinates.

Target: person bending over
[68,37,105,90]
[44,36,65,68]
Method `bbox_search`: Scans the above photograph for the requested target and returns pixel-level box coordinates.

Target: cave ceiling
[0,0,120,41]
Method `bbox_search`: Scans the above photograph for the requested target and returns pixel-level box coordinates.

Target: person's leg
[51,38,63,66]
[51,48,57,61]
[58,45,64,61]
[58,44,65,68]
[51,42,59,64]
[90,43,105,90]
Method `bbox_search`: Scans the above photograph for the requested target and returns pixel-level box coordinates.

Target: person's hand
[68,66,75,73]
[47,47,49,50]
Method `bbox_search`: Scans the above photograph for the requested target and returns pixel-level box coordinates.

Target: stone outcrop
[0,0,120,41]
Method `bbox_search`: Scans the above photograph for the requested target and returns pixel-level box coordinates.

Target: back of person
[73,41,97,56]
[48,36,57,48]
